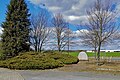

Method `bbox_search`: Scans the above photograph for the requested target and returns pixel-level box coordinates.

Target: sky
[1,0,120,29]
[0,0,120,50]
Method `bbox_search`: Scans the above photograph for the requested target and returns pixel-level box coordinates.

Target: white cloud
[68,16,80,21]
[73,29,89,37]
[28,0,41,5]
[27,0,95,24]
[49,6,62,12]
[0,27,3,34]
[28,0,120,24]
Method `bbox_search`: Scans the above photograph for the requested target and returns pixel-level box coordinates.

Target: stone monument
[78,52,88,60]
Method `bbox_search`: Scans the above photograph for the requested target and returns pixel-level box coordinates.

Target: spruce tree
[1,0,30,58]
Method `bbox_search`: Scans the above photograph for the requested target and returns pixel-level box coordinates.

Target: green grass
[64,52,79,57]
[64,52,120,57]
[87,52,120,57]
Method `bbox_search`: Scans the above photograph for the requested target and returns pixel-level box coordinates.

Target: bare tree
[52,13,68,52]
[85,0,118,61]
[78,28,98,59]
[64,27,75,54]
[30,10,50,52]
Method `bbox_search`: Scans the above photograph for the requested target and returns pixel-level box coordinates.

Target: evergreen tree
[1,0,30,58]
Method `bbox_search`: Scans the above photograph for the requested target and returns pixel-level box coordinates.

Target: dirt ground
[57,58,120,74]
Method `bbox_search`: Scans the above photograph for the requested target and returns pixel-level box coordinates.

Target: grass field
[64,52,120,57]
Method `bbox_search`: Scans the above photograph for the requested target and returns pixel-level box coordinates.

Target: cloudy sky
[0,0,120,50]
[27,0,120,23]
[1,0,120,25]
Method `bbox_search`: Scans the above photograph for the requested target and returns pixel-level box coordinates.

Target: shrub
[0,51,5,60]
[46,53,79,64]
[0,52,78,70]
[0,42,5,60]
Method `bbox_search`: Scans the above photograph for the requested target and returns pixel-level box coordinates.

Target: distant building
[87,50,93,52]
[100,50,120,52]
[87,50,120,52]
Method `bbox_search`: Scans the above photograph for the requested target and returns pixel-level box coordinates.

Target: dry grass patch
[58,58,120,74]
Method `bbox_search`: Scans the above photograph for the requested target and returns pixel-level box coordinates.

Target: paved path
[17,70,120,80]
[0,68,120,80]
[0,68,24,80]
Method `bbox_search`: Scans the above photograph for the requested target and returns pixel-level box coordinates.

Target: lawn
[64,52,120,57]
[88,52,120,57]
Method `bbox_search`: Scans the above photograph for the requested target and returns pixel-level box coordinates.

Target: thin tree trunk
[39,42,43,53]
[94,47,97,60]
[35,43,37,52]
[58,38,61,52]
[97,42,101,62]
[58,46,61,52]
[68,36,70,54]
[68,43,69,54]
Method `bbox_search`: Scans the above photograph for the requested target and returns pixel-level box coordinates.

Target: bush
[0,49,5,60]
[0,52,78,70]
[0,53,5,60]
[46,53,79,64]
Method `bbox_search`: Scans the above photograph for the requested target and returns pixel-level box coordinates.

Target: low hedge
[0,52,79,70]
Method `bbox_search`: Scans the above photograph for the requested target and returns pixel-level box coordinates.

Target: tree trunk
[97,42,101,62]
[94,47,97,60]
[39,47,42,53]
[68,37,70,54]
[39,43,43,53]
[68,44,69,54]
[58,46,61,52]
[35,44,37,52]
[58,39,61,52]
